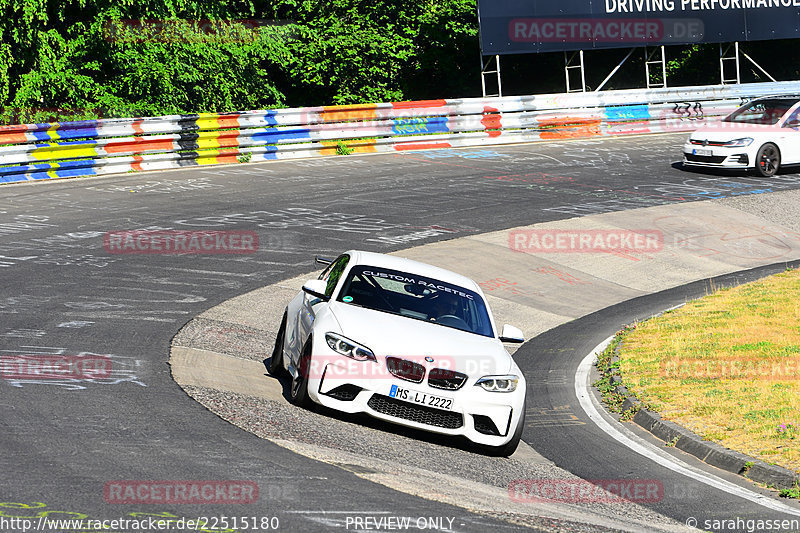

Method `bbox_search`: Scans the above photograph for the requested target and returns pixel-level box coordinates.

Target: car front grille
[684,153,727,163]
[386,357,425,383]
[367,394,463,429]
[689,139,726,146]
[428,367,467,390]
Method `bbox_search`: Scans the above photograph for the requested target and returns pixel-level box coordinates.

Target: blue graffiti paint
[604,105,651,122]
[391,117,449,135]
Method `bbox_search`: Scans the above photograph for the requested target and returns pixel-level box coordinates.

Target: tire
[289,339,313,408]
[756,143,780,177]
[483,398,526,457]
[268,312,287,376]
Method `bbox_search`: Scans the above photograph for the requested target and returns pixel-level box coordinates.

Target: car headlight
[722,137,753,147]
[475,375,519,393]
[325,332,376,362]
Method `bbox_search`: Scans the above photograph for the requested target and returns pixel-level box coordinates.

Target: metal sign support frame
[479,42,781,95]
[564,50,587,93]
[721,42,778,84]
[645,45,668,89]
[480,54,503,97]
[594,48,636,92]
[720,42,741,84]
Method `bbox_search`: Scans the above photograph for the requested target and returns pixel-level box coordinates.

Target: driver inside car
[429,293,460,322]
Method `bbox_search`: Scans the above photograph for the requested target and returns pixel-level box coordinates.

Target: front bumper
[307,358,526,447]
[682,142,752,169]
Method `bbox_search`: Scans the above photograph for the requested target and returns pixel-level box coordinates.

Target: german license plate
[693,148,712,157]
[389,384,452,410]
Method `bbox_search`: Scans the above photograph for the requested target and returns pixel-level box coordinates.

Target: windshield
[723,99,798,125]
[337,265,494,337]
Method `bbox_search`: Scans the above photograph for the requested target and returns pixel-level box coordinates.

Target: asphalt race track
[2,132,800,532]
[522,263,800,528]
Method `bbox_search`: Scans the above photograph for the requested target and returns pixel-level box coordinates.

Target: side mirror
[315,256,333,266]
[499,324,524,344]
[302,279,330,301]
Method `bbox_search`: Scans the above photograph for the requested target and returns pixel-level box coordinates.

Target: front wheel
[756,143,780,177]
[289,339,313,408]
[268,312,287,376]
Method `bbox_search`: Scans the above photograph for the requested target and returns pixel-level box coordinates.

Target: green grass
[613,268,800,476]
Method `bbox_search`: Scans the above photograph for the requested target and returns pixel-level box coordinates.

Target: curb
[601,350,799,492]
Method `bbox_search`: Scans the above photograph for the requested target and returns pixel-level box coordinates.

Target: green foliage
[593,322,658,419]
[665,44,707,82]
[0,0,480,117]
[265,1,479,105]
[2,1,295,115]
[335,140,353,156]
[593,328,630,414]
[780,484,800,499]
[3,1,797,118]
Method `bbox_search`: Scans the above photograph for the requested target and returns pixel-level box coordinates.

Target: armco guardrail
[1,81,798,184]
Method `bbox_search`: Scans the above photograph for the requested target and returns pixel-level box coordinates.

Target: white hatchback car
[270,250,527,456]
[683,95,800,176]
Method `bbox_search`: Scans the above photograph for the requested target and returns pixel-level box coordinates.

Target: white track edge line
[576,335,800,516]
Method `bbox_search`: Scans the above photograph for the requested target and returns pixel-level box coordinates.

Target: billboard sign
[478,0,800,55]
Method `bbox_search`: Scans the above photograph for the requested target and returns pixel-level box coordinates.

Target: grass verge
[603,268,800,482]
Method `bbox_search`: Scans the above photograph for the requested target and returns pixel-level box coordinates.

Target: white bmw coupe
[683,95,800,177]
[270,250,527,456]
